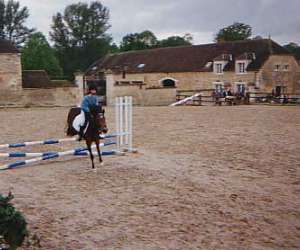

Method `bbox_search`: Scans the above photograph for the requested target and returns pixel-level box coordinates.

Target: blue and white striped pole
[0,141,116,158]
[0,134,117,149]
[0,148,117,171]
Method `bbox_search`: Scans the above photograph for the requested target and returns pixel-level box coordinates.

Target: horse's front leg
[86,140,95,169]
[95,138,103,166]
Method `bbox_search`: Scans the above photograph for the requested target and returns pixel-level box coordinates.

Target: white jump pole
[115,96,120,151]
[125,96,129,146]
[115,96,135,153]
[120,97,124,148]
[129,96,133,152]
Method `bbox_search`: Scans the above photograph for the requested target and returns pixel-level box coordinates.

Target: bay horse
[66,106,108,169]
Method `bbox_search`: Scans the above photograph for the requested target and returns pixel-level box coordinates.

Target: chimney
[268,35,273,54]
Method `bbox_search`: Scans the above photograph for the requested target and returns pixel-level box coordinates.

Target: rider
[78,83,99,141]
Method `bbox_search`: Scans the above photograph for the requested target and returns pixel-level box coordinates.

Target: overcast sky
[19,0,300,45]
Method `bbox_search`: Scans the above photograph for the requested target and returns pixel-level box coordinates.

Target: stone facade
[105,54,300,105]
[86,39,300,106]
[106,73,177,106]
[0,54,80,107]
[0,53,22,90]
[258,55,300,94]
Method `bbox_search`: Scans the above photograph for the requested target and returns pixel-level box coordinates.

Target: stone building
[0,39,80,107]
[85,39,300,106]
[0,40,22,90]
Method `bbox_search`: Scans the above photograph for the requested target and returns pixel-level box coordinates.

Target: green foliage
[215,22,252,42]
[0,192,28,249]
[109,43,119,54]
[22,32,63,77]
[119,31,193,52]
[50,1,112,77]
[284,42,300,60]
[120,30,158,51]
[158,33,193,48]
[0,0,35,45]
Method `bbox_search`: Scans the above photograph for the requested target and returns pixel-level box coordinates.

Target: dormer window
[214,62,224,74]
[235,60,248,74]
[237,62,246,73]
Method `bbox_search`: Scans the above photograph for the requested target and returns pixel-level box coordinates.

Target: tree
[0,192,28,249]
[159,33,193,47]
[0,0,34,45]
[215,22,252,42]
[50,1,111,77]
[22,32,63,77]
[284,42,300,60]
[120,30,158,51]
[109,42,119,53]
[119,31,194,51]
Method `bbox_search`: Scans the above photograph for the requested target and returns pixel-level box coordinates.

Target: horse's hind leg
[95,138,103,166]
[86,141,95,169]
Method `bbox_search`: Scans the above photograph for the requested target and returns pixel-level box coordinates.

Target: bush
[0,192,28,250]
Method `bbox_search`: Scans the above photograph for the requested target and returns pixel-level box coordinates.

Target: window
[274,64,280,71]
[162,79,176,88]
[137,63,145,69]
[205,62,213,68]
[283,64,289,71]
[237,62,246,73]
[235,60,248,74]
[214,63,223,74]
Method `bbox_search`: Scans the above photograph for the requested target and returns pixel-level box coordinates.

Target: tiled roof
[0,39,19,53]
[86,39,289,74]
[22,70,51,88]
[22,70,74,88]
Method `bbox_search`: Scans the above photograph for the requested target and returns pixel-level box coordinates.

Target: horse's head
[92,106,108,134]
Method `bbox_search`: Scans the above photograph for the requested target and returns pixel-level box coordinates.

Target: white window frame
[213,61,226,75]
[213,82,224,94]
[235,82,246,94]
[235,60,248,74]
[283,64,290,72]
[274,64,281,72]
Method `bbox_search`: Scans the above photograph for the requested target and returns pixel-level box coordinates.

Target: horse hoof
[100,162,104,167]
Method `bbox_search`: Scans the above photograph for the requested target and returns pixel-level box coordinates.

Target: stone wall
[106,73,177,106]
[106,71,257,105]
[0,53,22,90]
[258,55,300,93]
[0,87,80,107]
[105,54,300,106]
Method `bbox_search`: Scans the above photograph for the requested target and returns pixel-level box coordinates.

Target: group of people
[212,89,250,105]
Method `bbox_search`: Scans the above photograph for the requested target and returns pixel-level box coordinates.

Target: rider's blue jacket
[81,95,99,113]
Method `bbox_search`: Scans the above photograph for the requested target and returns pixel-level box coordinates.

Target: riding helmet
[88,83,97,91]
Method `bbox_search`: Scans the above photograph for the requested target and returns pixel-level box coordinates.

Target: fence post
[129,96,133,152]
[115,96,136,153]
